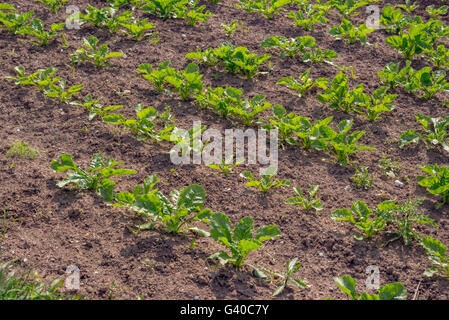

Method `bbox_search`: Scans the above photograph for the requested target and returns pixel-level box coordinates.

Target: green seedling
[207,156,244,176]
[71,94,124,121]
[333,275,407,300]
[240,166,290,193]
[351,166,373,190]
[277,69,328,98]
[50,153,136,201]
[6,142,39,159]
[43,80,83,104]
[417,164,449,209]
[420,237,449,278]
[17,18,64,46]
[71,36,124,67]
[329,19,374,44]
[35,0,68,13]
[285,185,323,213]
[208,212,281,268]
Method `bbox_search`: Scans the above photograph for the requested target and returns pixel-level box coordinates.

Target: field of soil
[0,0,448,300]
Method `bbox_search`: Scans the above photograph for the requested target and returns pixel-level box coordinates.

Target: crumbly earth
[0,0,448,300]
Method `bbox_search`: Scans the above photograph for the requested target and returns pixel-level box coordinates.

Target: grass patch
[5,142,40,160]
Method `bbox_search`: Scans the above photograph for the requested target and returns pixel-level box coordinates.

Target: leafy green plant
[119,180,213,236]
[329,19,374,44]
[277,69,328,98]
[187,42,270,78]
[121,18,156,41]
[71,94,124,121]
[185,2,214,26]
[420,237,449,278]
[379,5,417,34]
[71,36,124,67]
[207,156,243,176]
[386,24,432,60]
[424,45,449,70]
[137,61,174,93]
[324,119,375,166]
[236,0,291,19]
[194,86,242,119]
[294,115,333,150]
[377,61,411,90]
[5,142,39,159]
[417,164,449,209]
[208,212,281,268]
[354,86,397,121]
[257,257,307,296]
[43,80,83,104]
[103,104,175,142]
[141,0,188,20]
[17,18,64,46]
[221,20,240,37]
[263,105,301,146]
[80,5,132,33]
[228,94,273,126]
[0,5,33,34]
[261,35,313,59]
[331,200,386,240]
[405,67,449,99]
[285,185,323,213]
[317,72,364,113]
[51,153,136,201]
[240,166,290,193]
[378,198,436,246]
[0,259,67,300]
[286,4,328,31]
[351,166,373,190]
[165,63,203,100]
[169,125,208,158]
[35,0,68,13]
[426,5,448,19]
[395,0,419,13]
[333,275,407,300]
[6,66,60,93]
[399,114,449,153]
[330,0,372,19]
[379,154,401,178]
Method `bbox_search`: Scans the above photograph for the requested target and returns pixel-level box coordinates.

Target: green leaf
[334,275,357,300]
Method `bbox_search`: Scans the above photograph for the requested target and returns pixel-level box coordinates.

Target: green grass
[5,142,40,159]
[0,259,66,300]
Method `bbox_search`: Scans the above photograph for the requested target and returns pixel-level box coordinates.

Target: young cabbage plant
[71,94,124,121]
[285,185,323,213]
[277,69,329,98]
[207,156,244,176]
[420,237,449,278]
[50,153,136,201]
[417,164,449,209]
[294,115,333,151]
[331,200,386,240]
[220,20,240,37]
[333,275,407,300]
[137,61,174,93]
[208,212,282,268]
[378,198,436,247]
[330,0,372,19]
[71,36,124,67]
[240,166,290,193]
[17,18,64,46]
[426,5,448,19]
[329,19,374,44]
[194,86,243,119]
[399,114,449,153]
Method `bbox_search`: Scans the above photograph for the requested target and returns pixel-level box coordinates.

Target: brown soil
[0,0,449,300]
